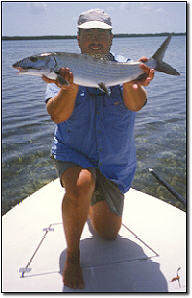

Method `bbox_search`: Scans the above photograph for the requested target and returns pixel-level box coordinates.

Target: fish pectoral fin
[98,82,109,95]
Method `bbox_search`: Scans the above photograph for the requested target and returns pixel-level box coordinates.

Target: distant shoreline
[2,32,186,40]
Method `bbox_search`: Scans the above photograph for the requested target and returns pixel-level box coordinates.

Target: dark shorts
[54,159,124,216]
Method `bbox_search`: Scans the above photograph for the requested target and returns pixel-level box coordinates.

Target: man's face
[77,29,113,55]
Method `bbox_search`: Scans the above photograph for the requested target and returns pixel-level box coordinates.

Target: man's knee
[92,222,120,240]
[62,169,95,206]
[89,201,122,240]
[78,170,95,195]
[96,228,119,240]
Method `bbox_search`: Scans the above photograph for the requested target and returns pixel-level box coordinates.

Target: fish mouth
[13,66,28,72]
[12,63,30,72]
[12,62,18,68]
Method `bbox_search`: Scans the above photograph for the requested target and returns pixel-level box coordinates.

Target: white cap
[77,8,112,30]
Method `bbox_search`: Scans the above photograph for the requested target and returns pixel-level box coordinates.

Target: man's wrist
[123,81,143,89]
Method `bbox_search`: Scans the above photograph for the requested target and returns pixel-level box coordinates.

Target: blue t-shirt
[45,54,136,193]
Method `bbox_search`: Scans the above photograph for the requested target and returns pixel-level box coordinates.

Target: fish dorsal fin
[152,34,172,62]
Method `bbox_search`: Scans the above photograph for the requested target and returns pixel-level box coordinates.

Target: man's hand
[123,56,155,111]
[137,56,155,87]
[45,67,79,123]
[42,67,77,90]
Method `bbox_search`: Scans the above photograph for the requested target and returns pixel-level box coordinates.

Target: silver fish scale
[78,61,143,86]
[54,54,144,87]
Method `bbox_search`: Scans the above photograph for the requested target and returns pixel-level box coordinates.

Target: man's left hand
[136,56,155,87]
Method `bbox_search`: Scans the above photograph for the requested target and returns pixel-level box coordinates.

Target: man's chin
[87,52,112,61]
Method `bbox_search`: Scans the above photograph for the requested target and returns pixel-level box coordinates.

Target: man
[43,8,154,289]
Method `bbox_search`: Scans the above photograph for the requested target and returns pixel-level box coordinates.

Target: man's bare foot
[63,251,85,289]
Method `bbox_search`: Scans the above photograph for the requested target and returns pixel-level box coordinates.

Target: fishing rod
[148,168,186,209]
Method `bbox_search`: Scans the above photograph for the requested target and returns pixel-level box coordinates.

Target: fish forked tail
[152,34,180,76]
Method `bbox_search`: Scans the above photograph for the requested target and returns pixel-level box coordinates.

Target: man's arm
[43,68,79,124]
[123,58,154,112]
[123,82,147,112]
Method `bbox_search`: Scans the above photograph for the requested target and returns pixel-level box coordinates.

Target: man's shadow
[59,221,168,292]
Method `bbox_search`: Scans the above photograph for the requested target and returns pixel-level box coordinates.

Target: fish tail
[152,34,180,76]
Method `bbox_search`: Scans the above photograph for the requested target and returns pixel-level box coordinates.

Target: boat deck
[2,179,186,292]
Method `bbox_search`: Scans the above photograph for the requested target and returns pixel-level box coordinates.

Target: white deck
[2,179,186,292]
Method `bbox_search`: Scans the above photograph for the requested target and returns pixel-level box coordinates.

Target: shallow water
[2,36,186,214]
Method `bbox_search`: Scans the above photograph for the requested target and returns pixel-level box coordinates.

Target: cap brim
[78,21,112,29]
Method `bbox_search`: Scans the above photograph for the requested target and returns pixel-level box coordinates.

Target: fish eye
[30,56,38,62]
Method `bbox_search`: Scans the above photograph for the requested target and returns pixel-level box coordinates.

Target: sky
[2,1,186,36]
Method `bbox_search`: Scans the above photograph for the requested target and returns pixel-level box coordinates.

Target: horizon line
[2,32,186,40]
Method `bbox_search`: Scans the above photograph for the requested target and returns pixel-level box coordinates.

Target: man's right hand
[45,67,79,124]
[42,67,77,90]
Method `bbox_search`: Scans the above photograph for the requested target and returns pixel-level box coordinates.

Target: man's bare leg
[89,200,122,240]
[61,166,95,289]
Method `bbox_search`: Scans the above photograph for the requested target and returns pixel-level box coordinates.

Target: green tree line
[2,32,186,40]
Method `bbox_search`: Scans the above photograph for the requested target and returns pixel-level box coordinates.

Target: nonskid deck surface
[2,179,186,292]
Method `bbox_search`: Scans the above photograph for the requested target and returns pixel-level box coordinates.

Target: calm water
[2,36,186,214]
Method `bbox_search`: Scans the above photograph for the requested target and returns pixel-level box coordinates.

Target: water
[2,36,186,214]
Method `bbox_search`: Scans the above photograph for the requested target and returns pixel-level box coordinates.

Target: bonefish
[12,35,180,93]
